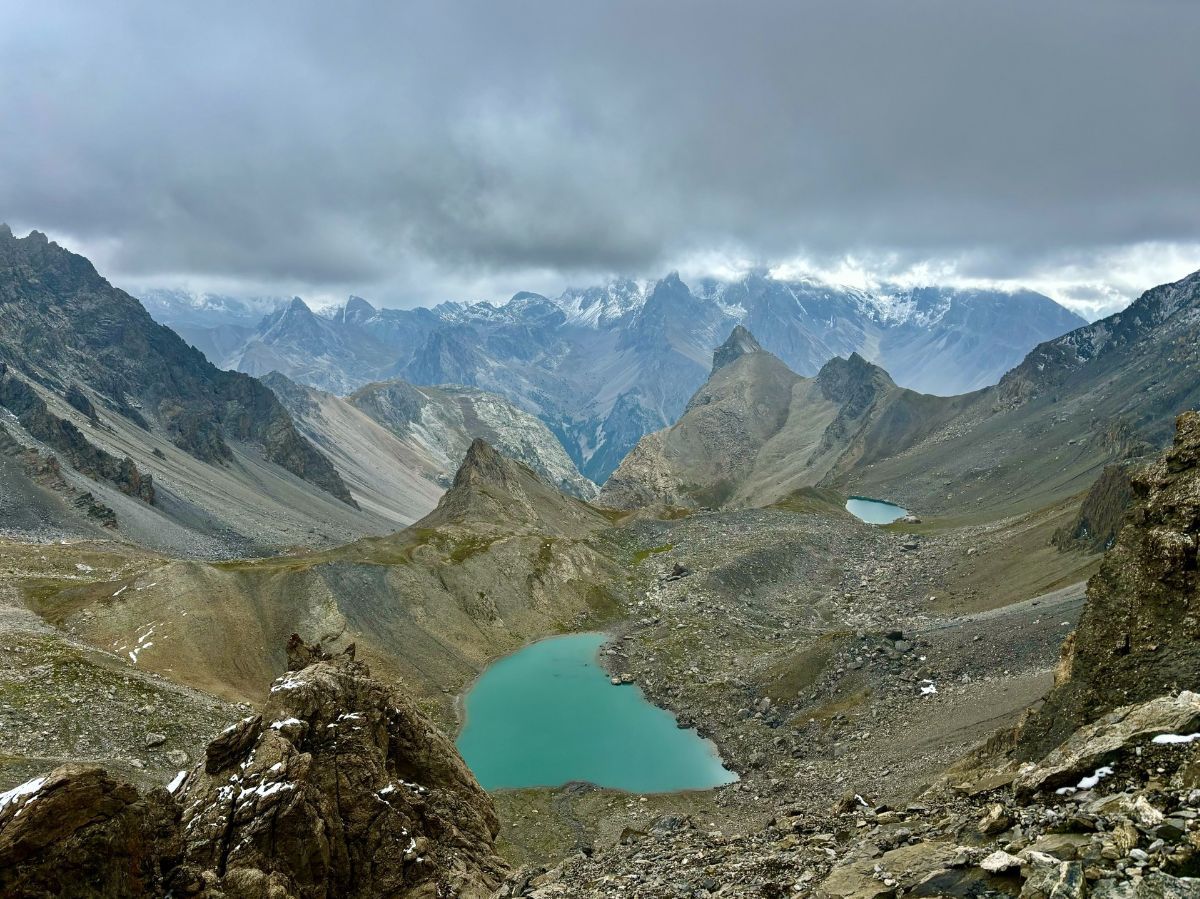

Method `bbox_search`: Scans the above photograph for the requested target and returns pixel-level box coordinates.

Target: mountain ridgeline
[602,269,1200,517]
[260,372,598,526]
[0,226,350,504]
[0,226,422,555]
[153,272,1086,483]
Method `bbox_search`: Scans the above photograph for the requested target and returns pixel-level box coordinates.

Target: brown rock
[177,649,507,898]
[1018,413,1200,759]
[0,764,179,898]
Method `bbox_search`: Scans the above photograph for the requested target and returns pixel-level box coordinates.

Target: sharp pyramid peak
[449,438,515,492]
[712,325,765,374]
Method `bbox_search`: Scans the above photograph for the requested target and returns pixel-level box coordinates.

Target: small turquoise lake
[846,496,908,524]
[456,633,736,793]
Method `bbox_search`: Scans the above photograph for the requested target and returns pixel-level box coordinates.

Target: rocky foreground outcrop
[1019,411,1200,759]
[0,639,506,898]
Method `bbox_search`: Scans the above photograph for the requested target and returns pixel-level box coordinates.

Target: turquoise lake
[845,496,908,524]
[456,633,736,792]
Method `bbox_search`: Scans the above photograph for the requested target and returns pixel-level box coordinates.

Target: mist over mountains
[143,273,1085,482]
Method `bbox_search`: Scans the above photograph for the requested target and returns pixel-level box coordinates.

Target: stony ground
[0,537,238,792]
[0,487,1109,883]
[500,693,1200,897]
[490,498,1102,867]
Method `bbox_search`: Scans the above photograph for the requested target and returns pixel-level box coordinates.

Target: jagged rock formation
[0,421,119,527]
[0,226,351,507]
[0,764,181,898]
[263,372,598,524]
[0,364,154,503]
[348,379,598,500]
[0,640,507,898]
[710,324,763,373]
[201,274,1083,482]
[423,438,612,537]
[1017,411,1200,758]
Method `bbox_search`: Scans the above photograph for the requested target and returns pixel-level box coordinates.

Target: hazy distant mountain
[146,272,1086,483]
[137,288,288,364]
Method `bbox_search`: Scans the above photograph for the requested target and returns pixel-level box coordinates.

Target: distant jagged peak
[816,351,896,402]
[712,325,765,374]
[285,295,313,314]
[342,294,376,322]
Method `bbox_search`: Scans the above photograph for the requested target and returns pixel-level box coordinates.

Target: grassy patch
[768,487,849,516]
[631,543,673,565]
[446,534,499,564]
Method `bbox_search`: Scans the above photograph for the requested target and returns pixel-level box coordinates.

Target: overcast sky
[2,1,1198,318]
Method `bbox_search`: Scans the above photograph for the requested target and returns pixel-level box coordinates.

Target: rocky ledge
[0,637,507,898]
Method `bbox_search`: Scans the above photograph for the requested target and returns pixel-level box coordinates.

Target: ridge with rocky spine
[0,226,353,507]
[711,324,764,374]
[599,327,972,511]
[421,438,612,537]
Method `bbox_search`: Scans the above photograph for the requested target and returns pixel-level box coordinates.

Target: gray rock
[1015,691,1200,797]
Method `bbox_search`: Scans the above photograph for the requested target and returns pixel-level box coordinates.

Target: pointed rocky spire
[342,295,375,325]
[711,325,764,374]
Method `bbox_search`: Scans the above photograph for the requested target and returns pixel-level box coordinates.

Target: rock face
[1052,463,1138,554]
[0,226,352,507]
[1015,691,1200,797]
[346,379,598,500]
[599,329,972,511]
[0,765,180,899]
[1018,412,1200,758]
[0,366,155,503]
[0,640,507,898]
[423,438,611,538]
[710,324,764,374]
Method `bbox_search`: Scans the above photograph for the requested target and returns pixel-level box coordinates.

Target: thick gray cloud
[1,0,1198,313]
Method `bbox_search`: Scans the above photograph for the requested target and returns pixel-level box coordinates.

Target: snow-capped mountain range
[142,272,1086,483]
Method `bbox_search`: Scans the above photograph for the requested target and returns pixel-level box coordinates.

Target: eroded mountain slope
[24,442,624,721]
[0,227,420,556]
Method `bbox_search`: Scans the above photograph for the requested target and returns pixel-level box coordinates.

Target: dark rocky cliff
[1018,411,1200,758]
[0,639,507,898]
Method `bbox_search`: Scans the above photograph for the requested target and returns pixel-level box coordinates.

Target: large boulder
[0,639,507,898]
[1015,692,1200,797]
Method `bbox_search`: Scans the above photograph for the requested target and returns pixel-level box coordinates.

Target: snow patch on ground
[0,775,47,812]
[1153,733,1200,745]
